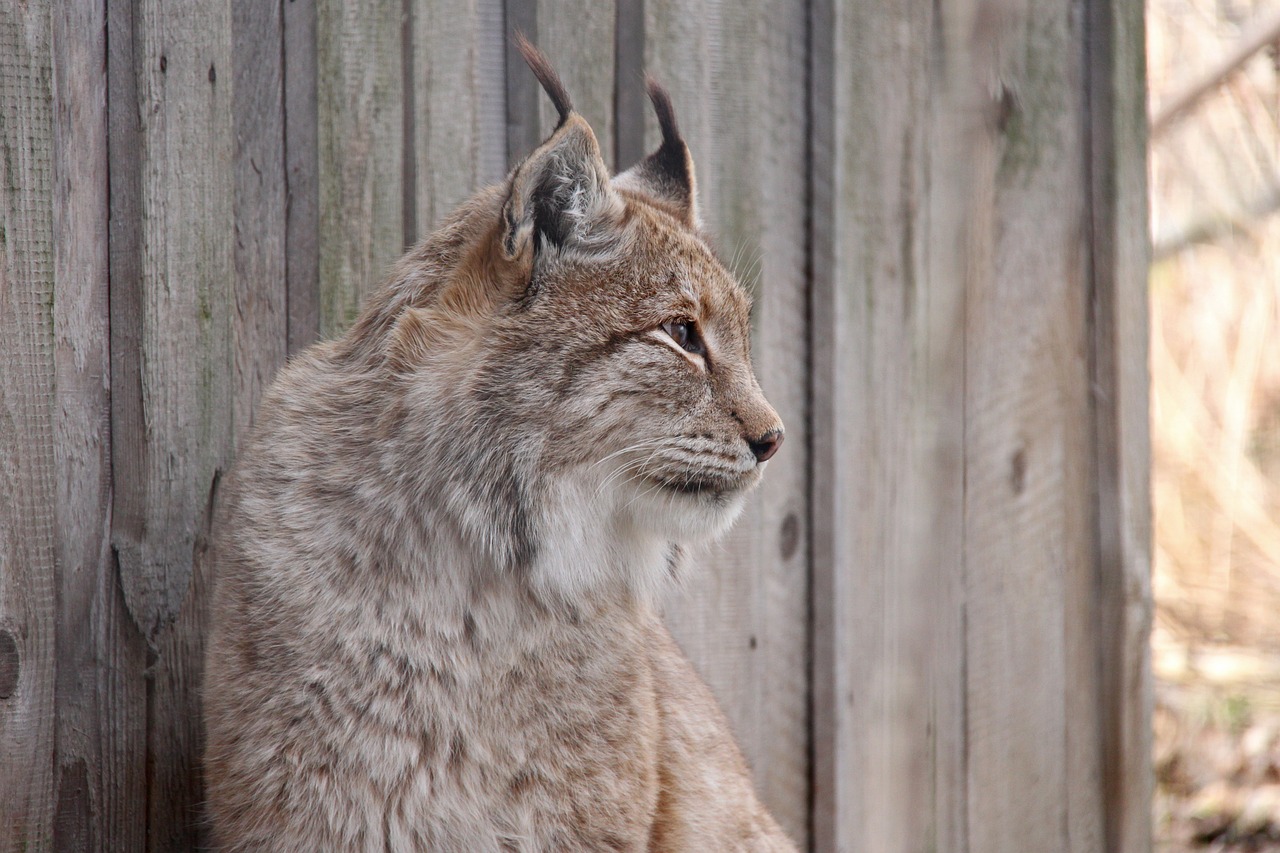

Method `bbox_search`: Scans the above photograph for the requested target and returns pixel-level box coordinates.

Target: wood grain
[613,0,646,171]
[810,2,970,849]
[642,0,811,843]
[233,0,289,436]
[0,1,59,847]
[285,0,321,353]
[534,0,617,170]
[963,2,1095,848]
[103,3,154,848]
[1088,0,1153,847]
[504,0,540,168]
[316,0,404,336]
[107,0,236,846]
[50,2,141,849]
[108,0,235,643]
[810,0,1149,850]
[412,0,507,236]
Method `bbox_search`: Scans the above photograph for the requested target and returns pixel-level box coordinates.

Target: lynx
[203,39,794,852]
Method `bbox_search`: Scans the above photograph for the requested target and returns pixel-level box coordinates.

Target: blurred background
[1147,0,1280,848]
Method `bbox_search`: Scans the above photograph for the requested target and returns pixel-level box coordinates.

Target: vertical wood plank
[108,0,235,646]
[1087,0,1153,847]
[504,0,540,166]
[534,1,617,170]
[107,0,236,847]
[412,0,507,236]
[962,2,1096,849]
[50,2,134,849]
[504,1,616,170]
[613,0,646,171]
[807,4,840,846]
[316,0,403,336]
[0,1,58,847]
[810,1,970,849]
[285,0,321,353]
[232,0,289,435]
[642,0,811,842]
[809,0,1149,848]
[97,584,148,853]
[102,2,154,848]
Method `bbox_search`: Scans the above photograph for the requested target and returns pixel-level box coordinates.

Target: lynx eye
[661,320,706,356]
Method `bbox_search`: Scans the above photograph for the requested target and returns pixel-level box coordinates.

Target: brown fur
[204,45,793,852]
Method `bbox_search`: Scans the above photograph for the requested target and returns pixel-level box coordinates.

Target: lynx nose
[748,429,784,463]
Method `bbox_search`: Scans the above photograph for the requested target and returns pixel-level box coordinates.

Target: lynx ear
[500,36,622,261]
[614,78,699,228]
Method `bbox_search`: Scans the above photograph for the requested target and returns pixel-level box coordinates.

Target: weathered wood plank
[95,575,147,853]
[1088,0,1153,847]
[50,2,137,850]
[149,562,214,851]
[533,1,617,170]
[107,0,236,847]
[807,5,840,846]
[504,0,540,167]
[232,0,289,435]
[412,0,507,235]
[284,0,320,353]
[0,1,59,848]
[963,2,1096,851]
[316,0,404,336]
[810,2,970,850]
[504,1,615,170]
[642,1,810,842]
[108,0,235,643]
[103,3,154,847]
[613,0,646,170]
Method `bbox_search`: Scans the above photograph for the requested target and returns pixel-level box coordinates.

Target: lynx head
[380,37,782,600]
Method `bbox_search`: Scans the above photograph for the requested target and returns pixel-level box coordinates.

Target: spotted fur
[203,42,793,852]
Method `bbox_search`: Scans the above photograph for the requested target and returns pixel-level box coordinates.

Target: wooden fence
[0,0,1150,850]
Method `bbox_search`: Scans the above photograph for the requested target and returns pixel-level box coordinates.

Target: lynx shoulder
[203,37,793,852]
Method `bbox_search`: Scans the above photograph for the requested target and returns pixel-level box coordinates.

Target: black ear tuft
[514,32,573,128]
[614,77,699,227]
[645,76,683,149]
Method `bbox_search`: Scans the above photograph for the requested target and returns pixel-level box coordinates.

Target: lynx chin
[203,37,793,852]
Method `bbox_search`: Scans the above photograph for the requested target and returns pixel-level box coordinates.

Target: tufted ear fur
[500,36,623,261]
[613,78,699,228]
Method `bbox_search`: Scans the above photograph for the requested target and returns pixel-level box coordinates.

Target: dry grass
[1150,0,1280,651]
[1149,0,1280,847]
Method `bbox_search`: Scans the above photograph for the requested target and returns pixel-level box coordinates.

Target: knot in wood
[0,629,19,699]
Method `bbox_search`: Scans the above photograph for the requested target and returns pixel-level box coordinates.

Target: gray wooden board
[0,1,58,847]
[50,1,138,849]
[108,0,235,642]
[535,1,617,171]
[316,0,404,336]
[104,0,156,846]
[106,0,237,846]
[811,2,970,849]
[642,0,810,843]
[285,0,321,353]
[504,0,540,169]
[1089,0,1154,847]
[412,0,508,236]
[963,1,1095,848]
[233,0,289,435]
[810,0,1151,850]
[613,0,647,171]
